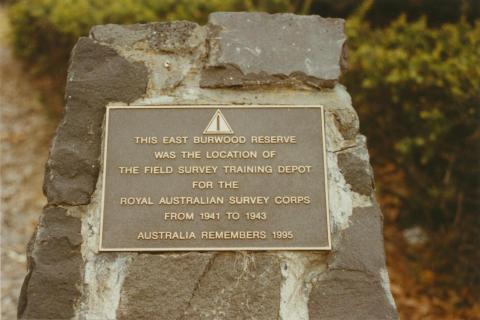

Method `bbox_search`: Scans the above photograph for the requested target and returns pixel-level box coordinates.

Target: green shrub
[345,15,480,229]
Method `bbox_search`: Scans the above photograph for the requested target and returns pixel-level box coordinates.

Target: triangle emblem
[203,109,234,135]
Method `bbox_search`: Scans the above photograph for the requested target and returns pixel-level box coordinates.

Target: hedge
[346,15,480,229]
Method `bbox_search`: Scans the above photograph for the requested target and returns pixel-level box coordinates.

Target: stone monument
[18,12,398,319]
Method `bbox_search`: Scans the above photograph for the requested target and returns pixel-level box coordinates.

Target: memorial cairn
[19,12,398,320]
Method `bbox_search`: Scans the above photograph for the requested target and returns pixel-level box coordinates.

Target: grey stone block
[337,151,374,196]
[308,205,398,319]
[330,205,387,274]
[117,253,214,320]
[91,21,205,54]
[90,24,150,48]
[148,21,205,53]
[201,12,347,88]
[117,253,281,319]
[43,37,148,205]
[18,207,83,320]
[184,253,281,319]
[309,271,397,320]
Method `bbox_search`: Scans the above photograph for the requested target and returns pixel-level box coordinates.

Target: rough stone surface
[332,108,359,140]
[308,205,398,319]
[117,252,281,319]
[43,37,148,206]
[91,21,205,54]
[337,149,374,196]
[330,205,387,275]
[18,206,83,320]
[117,253,214,320]
[90,24,150,49]
[201,12,347,88]
[184,253,282,319]
[309,271,396,320]
[148,21,205,53]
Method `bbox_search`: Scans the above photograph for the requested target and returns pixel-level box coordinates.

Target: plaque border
[99,105,331,252]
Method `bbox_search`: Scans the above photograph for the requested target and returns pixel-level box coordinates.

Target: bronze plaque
[99,105,331,251]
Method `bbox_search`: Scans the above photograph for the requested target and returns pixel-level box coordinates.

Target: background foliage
[6,0,480,317]
[347,11,480,230]
[345,5,480,308]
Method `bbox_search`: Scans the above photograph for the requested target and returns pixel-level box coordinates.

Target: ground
[0,7,55,319]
